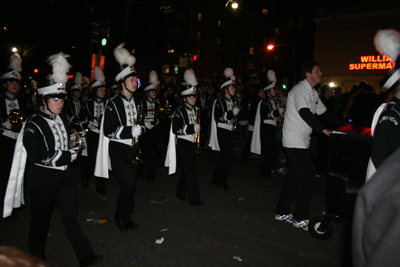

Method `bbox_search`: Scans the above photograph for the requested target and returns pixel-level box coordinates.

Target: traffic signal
[99,19,110,47]
[34,69,39,74]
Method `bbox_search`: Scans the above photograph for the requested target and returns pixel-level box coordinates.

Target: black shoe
[79,254,103,267]
[81,180,88,190]
[116,220,128,232]
[126,221,139,230]
[189,201,204,207]
[176,195,188,201]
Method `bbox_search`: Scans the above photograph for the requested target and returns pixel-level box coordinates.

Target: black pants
[211,129,234,187]
[241,130,253,159]
[176,139,201,203]
[275,148,316,221]
[80,131,106,192]
[140,127,157,181]
[0,135,16,207]
[109,142,138,223]
[260,125,279,176]
[27,165,94,260]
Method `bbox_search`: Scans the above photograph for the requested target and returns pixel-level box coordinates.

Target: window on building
[261,65,267,72]
[197,49,202,59]
[197,31,202,40]
[250,47,255,55]
[275,28,279,35]
[215,36,221,45]
[262,8,268,15]
[218,19,222,27]
[162,65,170,74]
[168,48,174,54]
[198,12,203,20]
[247,62,255,69]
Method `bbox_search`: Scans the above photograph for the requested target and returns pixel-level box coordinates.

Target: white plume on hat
[114,43,136,67]
[224,67,235,82]
[93,66,105,82]
[82,76,90,86]
[184,69,197,87]
[374,29,400,61]
[267,70,277,84]
[8,54,22,72]
[149,70,159,86]
[48,52,71,84]
[74,72,82,85]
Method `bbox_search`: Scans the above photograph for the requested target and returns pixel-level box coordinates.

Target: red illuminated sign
[349,55,395,70]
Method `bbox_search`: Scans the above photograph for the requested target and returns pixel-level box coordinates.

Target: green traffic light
[101,38,107,46]
[282,84,287,90]
[174,66,178,72]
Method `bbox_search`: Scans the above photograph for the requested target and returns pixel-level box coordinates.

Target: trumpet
[69,129,86,154]
[0,109,24,132]
[194,107,201,154]
[131,107,143,164]
[231,94,242,132]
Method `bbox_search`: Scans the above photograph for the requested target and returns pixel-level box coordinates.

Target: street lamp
[267,44,296,87]
[12,47,17,53]
[225,0,238,9]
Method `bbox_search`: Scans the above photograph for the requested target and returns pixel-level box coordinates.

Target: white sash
[209,103,220,151]
[164,123,177,175]
[94,115,111,179]
[250,100,262,155]
[3,125,26,218]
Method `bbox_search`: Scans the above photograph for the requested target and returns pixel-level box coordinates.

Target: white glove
[132,125,142,138]
[278,108,285,114]
[232,107,240,116]
[1,120,12,129]
[69,149,78,162]
[194,124,201,133]
[89,119,99,128]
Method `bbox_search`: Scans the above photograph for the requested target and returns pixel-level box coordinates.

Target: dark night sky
[0,0,366,86]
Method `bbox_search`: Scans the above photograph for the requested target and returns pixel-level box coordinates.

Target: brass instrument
[69,129,86,154]
[194,107,201,154]
[275,95,285,128]
[147,101,173,118]
[0,109,24,132]
[131,107,143,164]
[231,94,242,132]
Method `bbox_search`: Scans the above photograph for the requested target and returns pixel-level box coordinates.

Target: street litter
[131,254,148,262]
[85,212,106,224]
[151,194,172,204]
[155,237,164,244]
[233,256,242,262]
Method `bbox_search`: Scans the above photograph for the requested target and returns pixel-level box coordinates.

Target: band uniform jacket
[94,93,141,179]
[63,98,82,129]
[141,98,160,130]
[366,96,400,181]
[209,97,235,151]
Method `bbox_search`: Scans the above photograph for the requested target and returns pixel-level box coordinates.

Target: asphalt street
[0,146,352,267]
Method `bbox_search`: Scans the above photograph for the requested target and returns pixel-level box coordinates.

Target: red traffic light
[34,69,39,74]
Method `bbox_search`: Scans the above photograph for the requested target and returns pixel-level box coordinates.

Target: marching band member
[366,29,400,181]
[165,69,203,206]
[0,53,30,212]
[140,70,161,182]
[79,66,107,194]
[3,53,103,266]
[251,70,285,178]
[209,68,240,190]
[94,43,143,232]
[81,76,91,102]
[63,72,83,130]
